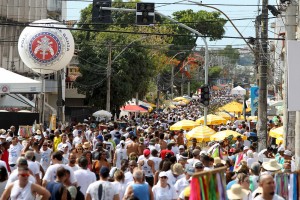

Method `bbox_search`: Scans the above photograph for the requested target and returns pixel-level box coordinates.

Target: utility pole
[181,71,184,96]
[156,74,160,111]
[57,70,63,123]
[255,15,260,86]
[257,0,268,152]
[284,3,296,152]
[106,42,112,112]
[294,0,300,170]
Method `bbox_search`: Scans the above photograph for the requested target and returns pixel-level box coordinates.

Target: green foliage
[209,66,222,79]
[220,45,240,64]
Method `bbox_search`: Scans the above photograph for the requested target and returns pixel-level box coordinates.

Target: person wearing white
[253,174,284,200]
[152,171,178,200]
[25,151,40,184]
[73,131,83,147]
[149,149,162,171]
[40,142,52,171]
[8,137,23,171]
[112,170,127,200]
[113,141,128,169]
[165,163,185,185]
[42,151,77,187]
[124,160,137,186]
[57,134,72,152]
[103,136,114,163]
[174,167,194,195]
[246,150,256,169]
[74,157,96,194]
[86,166,119,200]
[1,167,50,200]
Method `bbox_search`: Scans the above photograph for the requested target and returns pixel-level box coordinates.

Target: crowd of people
[0,97,294,200]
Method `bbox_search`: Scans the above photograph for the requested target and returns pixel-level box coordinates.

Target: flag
[234,152,244,171]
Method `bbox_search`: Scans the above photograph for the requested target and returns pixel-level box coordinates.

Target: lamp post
[169,52,186,100]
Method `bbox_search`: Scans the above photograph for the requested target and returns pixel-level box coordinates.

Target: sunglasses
[19,173,30,177]
[42,145,47,146]
[84,148,89,150]
[160,176,167,179]
[77,148,83,150]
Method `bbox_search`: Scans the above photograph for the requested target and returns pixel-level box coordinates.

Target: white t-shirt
[74,168,97,194]
[149,157,162,171]
[253,194,284,200]
[258,149,267,162]
[5,168,36,189]
[112,181,126,200]
[57,142,72,152]
[187,158,200,168]
[73,136,82,147]
[174,176,189,195]
[115,148,128,169]
[40,148,52,171]
[0,160,8,173]
[124,171,133,186]
[28,160,39,175]
[43,163,77,184]
[165,170,185,185]
[86,180,118,200]
[8,143,23,165]
[69,164,79,172]
[152,184,178,200]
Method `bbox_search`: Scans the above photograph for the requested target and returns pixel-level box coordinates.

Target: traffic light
[200,85,210,106]
[92,0,112,23]
[136,3,155,25]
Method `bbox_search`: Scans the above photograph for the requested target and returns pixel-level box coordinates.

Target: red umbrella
[121,105,148,113]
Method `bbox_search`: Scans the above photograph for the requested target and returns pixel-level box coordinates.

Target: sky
[66,0,277,48]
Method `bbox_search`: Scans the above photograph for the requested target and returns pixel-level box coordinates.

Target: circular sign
[18,19,75,74]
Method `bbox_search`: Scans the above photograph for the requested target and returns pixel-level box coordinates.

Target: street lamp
[169,52,186,100]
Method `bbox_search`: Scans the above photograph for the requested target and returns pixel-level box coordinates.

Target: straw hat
[227,184,248,200]
[172,163,184,176]
[214,157,226,165]
[82,142,91,149]
[262,159,282,171]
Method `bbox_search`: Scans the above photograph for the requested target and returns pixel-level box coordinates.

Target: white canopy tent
[231,86,246,95]
[0,68,41,93]
[0,94,35,108]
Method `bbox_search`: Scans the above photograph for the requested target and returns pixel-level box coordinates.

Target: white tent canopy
[231,86,246,95]
[0,68,41,93]
[0,94,35,108]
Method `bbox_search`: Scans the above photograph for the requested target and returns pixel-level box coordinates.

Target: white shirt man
[40,145,52,171]
[75,157,97,194]
[8,139,23,171]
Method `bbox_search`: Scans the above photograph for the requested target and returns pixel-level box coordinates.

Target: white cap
[0,135,6,139]
[159,171,168,178]
[179,145,185,149]
[6,137,12,142]
[284,150,292,157]
[243,146,249,151]
[200,150,207,156]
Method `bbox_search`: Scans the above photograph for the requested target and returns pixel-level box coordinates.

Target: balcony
[65,82,85,99]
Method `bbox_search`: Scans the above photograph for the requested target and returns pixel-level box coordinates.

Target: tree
[220,45,240,64]
[73,1,227,109]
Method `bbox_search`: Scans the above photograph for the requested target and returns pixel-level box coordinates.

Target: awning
[0,68,41,93]
[121,105,148,113]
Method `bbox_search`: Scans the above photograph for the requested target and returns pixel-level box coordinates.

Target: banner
[250,86,259,116]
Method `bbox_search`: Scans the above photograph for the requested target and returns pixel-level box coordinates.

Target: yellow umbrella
[168,104,177,109]
[170,120,199,131]
[247,116,257,121]
[196,114,227,125]
[147,103,156,108]
[216,112,232,120]
[210,130,247,141]
[219,101,251,113]
[276,137,284,145]
[269,126,283,138]
[186,126,216,142]
[173,97,186,102]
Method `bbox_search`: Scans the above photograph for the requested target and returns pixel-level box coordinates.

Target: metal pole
[257,0,268,152]
[284,2,297,152]
[106,42,112,112]
[169,52,185,99]
[295,0,300,170]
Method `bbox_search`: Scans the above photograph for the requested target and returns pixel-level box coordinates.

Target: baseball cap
[96,135,103,142]
[6,137,12,142]
[17,157,28,166]
[243,146,249,151]
[159,171,168,178]
[100,166,110,177]
[192,149,200,156]
[278,146,285,152]
[143,149,151,157]
[62,143,68,148]
[194,161,204,169]
[185,167,195,175]
[284,150,292,157]
[179,145,185,149]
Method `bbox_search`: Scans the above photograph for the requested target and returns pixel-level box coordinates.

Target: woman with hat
[237,173,252,200]
[152,171,178,200]
[227,184,249,200]
[75,144,83,159]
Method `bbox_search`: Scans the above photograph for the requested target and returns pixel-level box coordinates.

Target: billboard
[250,86,259,116]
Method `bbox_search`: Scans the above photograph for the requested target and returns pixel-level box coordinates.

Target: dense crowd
[0,96,294,200]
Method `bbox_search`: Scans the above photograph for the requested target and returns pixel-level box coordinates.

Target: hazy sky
[66,0,277,48]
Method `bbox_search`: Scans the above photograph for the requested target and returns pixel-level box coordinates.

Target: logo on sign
[1,85,9,93]
[29,32,62,64]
